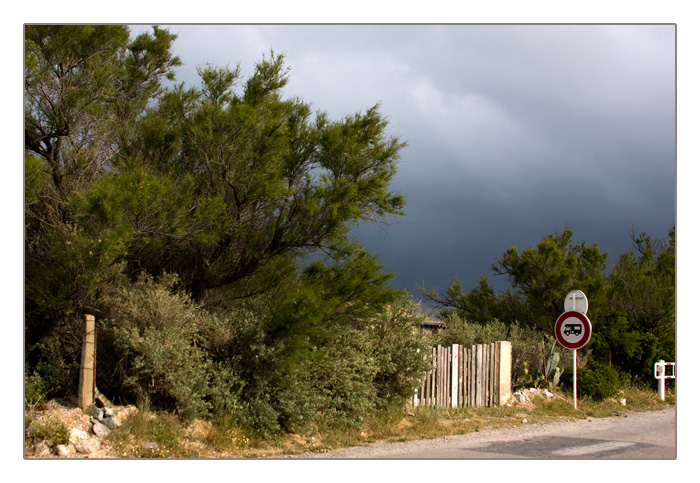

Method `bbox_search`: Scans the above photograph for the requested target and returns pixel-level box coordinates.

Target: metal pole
[573,349,577,409]
[658,359,665,401]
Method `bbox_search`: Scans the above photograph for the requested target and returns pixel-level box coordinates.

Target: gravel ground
[281,407,676,459]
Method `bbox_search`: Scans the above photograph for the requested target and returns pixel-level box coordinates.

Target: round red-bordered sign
[554,311,592,350]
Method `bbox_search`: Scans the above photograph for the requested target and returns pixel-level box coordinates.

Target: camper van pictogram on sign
[554,311,592,350]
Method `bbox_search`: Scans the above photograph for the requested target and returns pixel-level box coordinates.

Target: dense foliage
[25,26,673,429]
[24,25,427,435]
[424,227,675,389]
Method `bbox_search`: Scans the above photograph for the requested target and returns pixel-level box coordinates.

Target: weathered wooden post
[494,341,512,406]
[451,344,459,407]
[78,314,96,409]
[475,344,483,406]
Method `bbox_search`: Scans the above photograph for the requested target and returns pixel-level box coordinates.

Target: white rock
[57,444,76,457]
[75,438,101,455]
[69,428,89,446]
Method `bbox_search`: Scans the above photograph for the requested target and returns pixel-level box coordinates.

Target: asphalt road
[286,407,676,459]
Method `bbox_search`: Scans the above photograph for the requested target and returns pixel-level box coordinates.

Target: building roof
[420,317,445,328]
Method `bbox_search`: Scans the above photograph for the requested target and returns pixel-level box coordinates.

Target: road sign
[564,290,588,314]
[554,310,592,350]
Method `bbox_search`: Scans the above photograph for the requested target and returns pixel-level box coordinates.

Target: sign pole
[572,294,577,410]
[573,349,577,409]
[558,290,592,412]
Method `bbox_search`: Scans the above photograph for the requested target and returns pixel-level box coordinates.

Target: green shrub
[230,324,378,436]
[312,329,378,431]
[26,315,84,400]
[201,303,283,438]
[95,273,435,437]
[26,416,69,447]
[570,363,628,401]
[24,371,48,411]
[436,314,510,347]
[370,295,431,408]
[100,273,241,420]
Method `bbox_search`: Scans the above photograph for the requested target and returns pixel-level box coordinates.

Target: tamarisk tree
[25,26,411,406]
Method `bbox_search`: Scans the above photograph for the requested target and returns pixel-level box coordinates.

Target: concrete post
[494,341,512,406]
[78,314,96,409]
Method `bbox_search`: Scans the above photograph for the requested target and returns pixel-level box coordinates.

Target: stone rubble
[25,399,135,459]
[511,387,561,406]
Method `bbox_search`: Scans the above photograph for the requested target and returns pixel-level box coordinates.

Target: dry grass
[41,386,672,459]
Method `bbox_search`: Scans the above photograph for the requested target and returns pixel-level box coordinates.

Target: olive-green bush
[561,363,629,401]
[93,273,430,436]
[100,274,240,420]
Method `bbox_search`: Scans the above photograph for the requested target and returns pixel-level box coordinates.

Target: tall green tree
[24,26,181,373]
[97,53,406,302]
[427,227,674,388]
[425,229,608,331]
[589,227,675,383]
[25,26,413,414]
[421,275,502,323]
[492,229,608,331]
[24,25,180,194]
[607,227,675,335]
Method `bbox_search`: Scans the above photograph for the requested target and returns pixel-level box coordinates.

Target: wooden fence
[412,341,511,408]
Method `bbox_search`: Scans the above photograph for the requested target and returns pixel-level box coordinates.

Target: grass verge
[104,386,674,458]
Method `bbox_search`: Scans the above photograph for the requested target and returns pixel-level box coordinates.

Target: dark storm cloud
[131,24,676,301]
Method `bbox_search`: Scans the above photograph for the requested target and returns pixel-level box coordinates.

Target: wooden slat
[443,345,448,407]
[481,344,486,407]
[484,344,489,406]
[459,346,464,407]
[412,343,510,408]
[437,346,442,408]
[476,344,482,407]
[467,347,471,407]
[430,347,437,406]
[470,345,476,407]
[485,343,490,406]
[489,342,496,406]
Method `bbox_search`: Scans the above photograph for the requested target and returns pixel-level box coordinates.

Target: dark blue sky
[130,24,676,301]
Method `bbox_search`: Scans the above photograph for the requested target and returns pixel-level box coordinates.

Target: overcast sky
[128,24,676,301]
